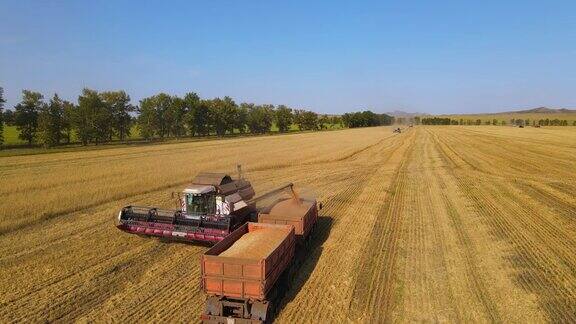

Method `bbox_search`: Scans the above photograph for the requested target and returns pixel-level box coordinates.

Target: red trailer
[258,197,318,243]
[201,222,295,323]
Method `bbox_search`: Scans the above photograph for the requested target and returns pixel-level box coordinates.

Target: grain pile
[219,228,287,260]
[268,199,313,220]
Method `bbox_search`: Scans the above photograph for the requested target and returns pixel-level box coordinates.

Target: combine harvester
[116,166,321,322]
[116,166,309,245]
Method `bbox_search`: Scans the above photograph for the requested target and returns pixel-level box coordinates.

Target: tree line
[416,116,574,126]
[0,87,387,149]
[1,89,135,147]
[511,118,572,126]
[136,93,328,139]
[341,111,394,128]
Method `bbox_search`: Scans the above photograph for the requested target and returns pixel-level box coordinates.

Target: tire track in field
[435,181,502,323]
[397,132,463,322]
[280,149,395,321]
[428,127,576,322]
[436,128,576,182]
[514,181,576,224]
[457,179,576,322]
[427,129,504,322]
[277,131,414,323]
[346,130,416,322]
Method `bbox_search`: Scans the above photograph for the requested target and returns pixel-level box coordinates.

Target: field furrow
[1,126,575,323]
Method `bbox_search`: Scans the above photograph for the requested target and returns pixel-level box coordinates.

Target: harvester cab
[181,185,219,217]
[116,171,256,244]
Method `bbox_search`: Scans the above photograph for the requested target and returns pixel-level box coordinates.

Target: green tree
[3,109,15,125]
[208,97,237,136]
[197,100,212,136]
[101,90,134,141]
[275,105,293,132]
[235,103,249,134]
[61,101,75,144]
[15,90,43,145]
[137,93,186,139]
[153,93,173,138]
[169,96,187,138]
[38,94,65,147]
[183,92,201,136]
[318,114,330,130]
[0,87,5,147]
[77,88,111,145]
[247,104,274,134]
[138,96,157,140]
[331,115,342,127]
[492,119,498,125]
[295,109,319,130]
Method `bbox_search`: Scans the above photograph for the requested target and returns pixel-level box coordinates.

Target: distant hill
[386,110,429,117]
[495,107,576,115]
[435,107,576,124]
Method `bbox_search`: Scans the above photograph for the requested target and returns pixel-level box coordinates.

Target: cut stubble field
[0,126,575,323]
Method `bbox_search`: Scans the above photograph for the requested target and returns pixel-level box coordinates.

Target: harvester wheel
[249,211,258,222]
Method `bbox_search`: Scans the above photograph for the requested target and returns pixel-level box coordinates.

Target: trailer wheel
[204,296,222,316]
[251,301,271,322]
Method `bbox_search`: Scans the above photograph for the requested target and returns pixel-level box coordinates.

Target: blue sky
[1,0,575,114]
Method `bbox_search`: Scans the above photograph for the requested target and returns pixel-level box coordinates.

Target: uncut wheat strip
[0,128,388,232]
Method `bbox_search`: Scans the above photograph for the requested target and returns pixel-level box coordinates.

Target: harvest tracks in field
[1,126,575,322]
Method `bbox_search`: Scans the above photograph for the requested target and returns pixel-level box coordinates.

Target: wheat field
[1,126,575,323]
